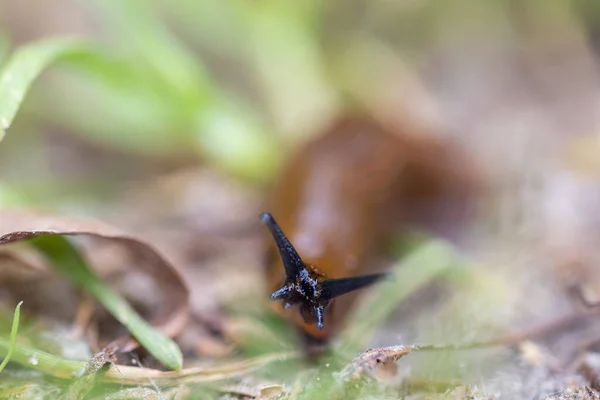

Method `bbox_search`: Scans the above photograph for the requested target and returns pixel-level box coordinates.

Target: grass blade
[0,301,23,373]
[0,332,293,385]
[0,37,88,140]
[86,0,210,104]
[85,0,279,182]
[0,336,82,379]
[337,241,459,355]
[29,235,184,371]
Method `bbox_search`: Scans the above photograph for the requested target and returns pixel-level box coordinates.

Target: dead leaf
[337,345,413,382]
[0,247,82,324]
[0,208,190,355]
[220,381,285,400]
[257,384,285,400]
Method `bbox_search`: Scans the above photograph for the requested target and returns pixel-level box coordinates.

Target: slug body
[263,115,478,356]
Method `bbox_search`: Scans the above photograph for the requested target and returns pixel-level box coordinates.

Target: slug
[261,114,479,357]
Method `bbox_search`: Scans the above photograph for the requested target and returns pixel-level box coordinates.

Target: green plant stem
[0,301,23,373]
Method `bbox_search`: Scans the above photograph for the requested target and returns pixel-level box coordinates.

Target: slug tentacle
[320,273,391,301]
[261,212,390,331]
[260,212,304,280]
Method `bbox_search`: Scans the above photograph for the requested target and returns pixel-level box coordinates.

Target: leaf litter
[0,208,190,365]
[2,200,600,399]
[0,205,299,397]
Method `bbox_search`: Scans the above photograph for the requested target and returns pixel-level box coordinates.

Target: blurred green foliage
[0,0,597,196]
[0,0,331,191]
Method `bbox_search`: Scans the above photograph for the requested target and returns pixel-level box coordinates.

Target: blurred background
[3,0,600,397]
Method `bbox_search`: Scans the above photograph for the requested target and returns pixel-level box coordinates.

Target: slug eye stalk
[260,212,390,330]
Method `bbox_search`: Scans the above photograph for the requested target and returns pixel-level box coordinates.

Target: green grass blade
[337,241,459,355]
[0,301,23,373]
[85,0,280,182]
[0,37,89,141]
[86,0,211,105]
[29,235,183,371]
[0,329,291,385]
[0,335,82,379]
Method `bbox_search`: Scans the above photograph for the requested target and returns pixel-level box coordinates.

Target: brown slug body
[262,115,479,357]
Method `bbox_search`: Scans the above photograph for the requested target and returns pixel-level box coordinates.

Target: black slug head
[260,212,390,330]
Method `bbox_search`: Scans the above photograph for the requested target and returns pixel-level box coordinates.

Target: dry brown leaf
[337,345,413,382]
[0,208,190,354]
[220,381,285,400]
[256,384,285,400]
